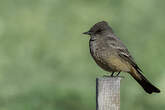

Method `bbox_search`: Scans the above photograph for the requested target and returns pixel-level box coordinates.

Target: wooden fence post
[96,77,122,110]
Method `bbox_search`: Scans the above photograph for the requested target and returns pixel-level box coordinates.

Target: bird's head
[83,21,113,36]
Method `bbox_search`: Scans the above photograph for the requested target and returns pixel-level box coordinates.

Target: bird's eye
[96,29,102,33]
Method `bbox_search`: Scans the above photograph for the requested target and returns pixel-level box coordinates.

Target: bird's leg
[116,71,121,76]
[111,72,115,77]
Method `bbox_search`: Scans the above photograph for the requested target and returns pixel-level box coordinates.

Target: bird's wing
[118,48,142,72]
[105,36,142,72]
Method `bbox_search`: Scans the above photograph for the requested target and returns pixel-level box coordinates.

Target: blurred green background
[0,0,164,110]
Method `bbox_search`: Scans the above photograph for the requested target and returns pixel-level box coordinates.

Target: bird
[83,21,160,94]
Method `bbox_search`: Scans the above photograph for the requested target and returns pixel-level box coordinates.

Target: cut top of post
[96,77,122,110]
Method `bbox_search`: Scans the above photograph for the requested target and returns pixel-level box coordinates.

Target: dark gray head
[83,21,113,36]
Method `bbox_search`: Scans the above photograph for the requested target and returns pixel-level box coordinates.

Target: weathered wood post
[96,77,122,110]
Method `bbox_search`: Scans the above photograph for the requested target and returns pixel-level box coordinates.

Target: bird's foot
[103,72,121,77]
[111,72,114,77]
[116,71,121,76]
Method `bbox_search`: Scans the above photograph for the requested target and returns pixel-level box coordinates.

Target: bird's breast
[89,38,111,59]
[89,39,113,71]
[89,38,130,72]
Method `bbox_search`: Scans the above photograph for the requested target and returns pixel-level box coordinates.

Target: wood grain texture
[96,77,122,110]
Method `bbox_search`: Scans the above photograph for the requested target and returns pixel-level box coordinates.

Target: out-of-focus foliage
[0,0,164,110]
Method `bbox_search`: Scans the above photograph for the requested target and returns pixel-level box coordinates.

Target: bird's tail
[130,67,160,94]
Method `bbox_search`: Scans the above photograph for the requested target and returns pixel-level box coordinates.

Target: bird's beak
[83,31,91,35]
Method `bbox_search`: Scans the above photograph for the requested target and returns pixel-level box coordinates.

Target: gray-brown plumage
[83,21,160,94]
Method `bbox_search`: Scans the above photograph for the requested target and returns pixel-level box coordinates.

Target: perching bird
[83,21,160,94]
